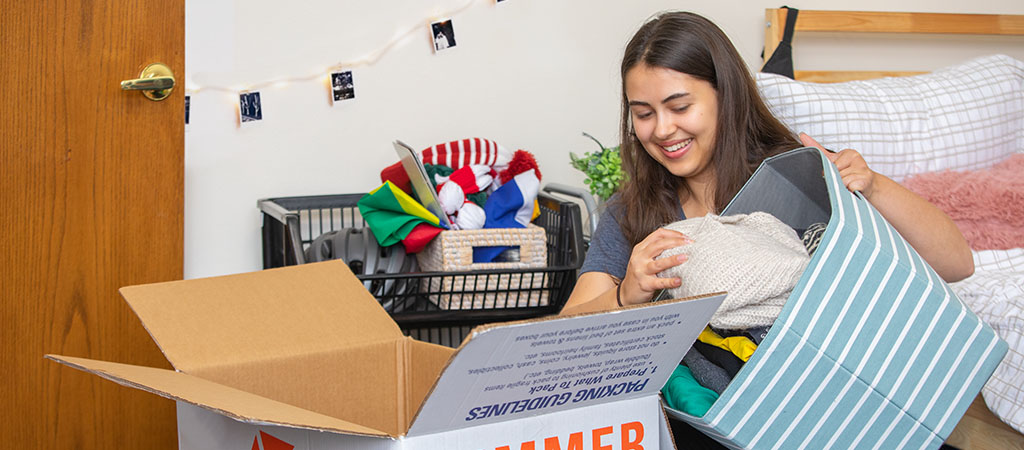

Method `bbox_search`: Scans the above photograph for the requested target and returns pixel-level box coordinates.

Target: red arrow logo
[250,431,294,450]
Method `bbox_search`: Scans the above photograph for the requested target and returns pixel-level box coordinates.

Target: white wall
[184,0,1024,279]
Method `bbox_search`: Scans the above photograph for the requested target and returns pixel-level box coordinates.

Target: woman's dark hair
[613,11,799,245]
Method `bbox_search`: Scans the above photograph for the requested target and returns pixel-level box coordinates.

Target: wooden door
[1,0,184,448]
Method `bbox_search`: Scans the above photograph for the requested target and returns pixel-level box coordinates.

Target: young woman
[561,11,973,317]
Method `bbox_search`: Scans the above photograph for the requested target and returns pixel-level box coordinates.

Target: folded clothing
[714,325,771,346]
[658,212,810,329]
[662,365,719,417]
[801,222,828,256]
[683,347,731,394]
[692,341,743,378]
[683,327,763,395]
[698,326,757,362]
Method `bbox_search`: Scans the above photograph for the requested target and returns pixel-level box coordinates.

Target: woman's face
[625,63,718,184]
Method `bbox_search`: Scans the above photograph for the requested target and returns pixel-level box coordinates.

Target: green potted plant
[569,132,625,202]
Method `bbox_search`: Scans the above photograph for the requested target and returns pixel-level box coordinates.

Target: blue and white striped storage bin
[665,148,1007,449]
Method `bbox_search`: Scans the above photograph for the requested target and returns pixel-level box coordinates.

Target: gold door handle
[121,63,175,101]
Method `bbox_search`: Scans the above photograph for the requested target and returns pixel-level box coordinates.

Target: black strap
[761,6,799,79]
[780,5,799,44]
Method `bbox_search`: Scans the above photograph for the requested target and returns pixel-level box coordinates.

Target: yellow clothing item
[697,327,757,362]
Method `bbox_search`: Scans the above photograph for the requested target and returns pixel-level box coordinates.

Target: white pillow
[757,54,1024,180]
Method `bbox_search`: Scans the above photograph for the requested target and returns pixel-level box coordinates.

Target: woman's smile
[661,138,694,158]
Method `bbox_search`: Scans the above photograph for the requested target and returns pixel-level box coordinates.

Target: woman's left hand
[800,133,877,198]
[798,133,974,282]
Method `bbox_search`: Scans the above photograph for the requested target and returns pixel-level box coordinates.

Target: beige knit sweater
[658,212,810,329]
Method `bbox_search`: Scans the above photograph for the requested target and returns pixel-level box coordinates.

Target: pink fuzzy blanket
[902,154,1024,250]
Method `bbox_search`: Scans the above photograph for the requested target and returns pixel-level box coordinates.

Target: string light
[184,0,488,96]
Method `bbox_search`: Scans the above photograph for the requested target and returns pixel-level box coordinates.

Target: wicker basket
[416,225,548,309]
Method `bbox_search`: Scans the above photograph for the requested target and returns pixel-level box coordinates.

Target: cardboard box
[665,148,1008,449]
[47,259,726,449]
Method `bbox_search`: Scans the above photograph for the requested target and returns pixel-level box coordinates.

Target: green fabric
[425,163,487,207]
[662,365,718,417]
[357,182,443,247]
[423,164,454,188]
[467,191,487,208]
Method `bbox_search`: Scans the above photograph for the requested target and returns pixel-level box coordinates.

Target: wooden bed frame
[762,9,1024,82]
[759,9,1024,449]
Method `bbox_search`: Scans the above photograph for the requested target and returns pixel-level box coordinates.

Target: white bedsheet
[951,248,1024,433]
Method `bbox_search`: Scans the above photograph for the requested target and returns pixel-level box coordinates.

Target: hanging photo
[430,19,456,53]
[330,70,355,103]
[238,91,263,124]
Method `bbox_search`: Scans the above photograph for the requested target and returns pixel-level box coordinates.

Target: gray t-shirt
[580,197,686,279]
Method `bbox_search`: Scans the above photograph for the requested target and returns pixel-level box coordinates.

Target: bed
[757,8,1024,448]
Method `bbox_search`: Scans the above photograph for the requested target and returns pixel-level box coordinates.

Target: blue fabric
[580,196,685,279]
[483,177,528,230]
[477,176,528,263]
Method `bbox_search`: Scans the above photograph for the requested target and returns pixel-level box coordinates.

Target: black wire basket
[258,191,585,347]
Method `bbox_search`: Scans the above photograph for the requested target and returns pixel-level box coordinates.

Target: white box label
[409,295,724,436]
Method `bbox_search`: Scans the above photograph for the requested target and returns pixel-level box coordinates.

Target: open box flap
[404,339,458,432]
[405,293,726,437]
[119,260,402,373]
[45,355,393,438]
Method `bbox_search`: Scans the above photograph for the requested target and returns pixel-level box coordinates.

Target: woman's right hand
[619,228,692,306]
